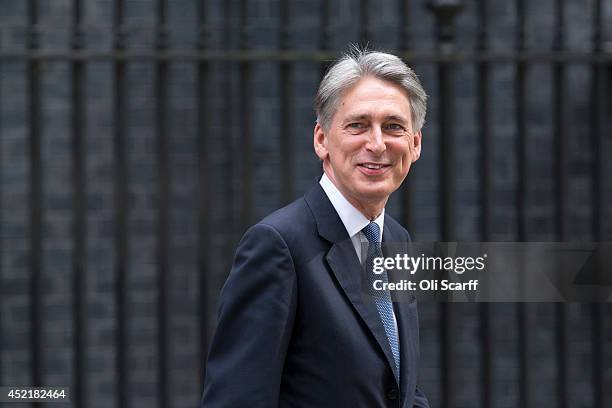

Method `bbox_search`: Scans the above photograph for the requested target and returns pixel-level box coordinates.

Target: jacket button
[386,387,398,400]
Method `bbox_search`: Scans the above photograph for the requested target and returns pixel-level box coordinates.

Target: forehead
[335,76,412,121]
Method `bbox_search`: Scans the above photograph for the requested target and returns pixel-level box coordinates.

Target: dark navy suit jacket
[202,182,430,407]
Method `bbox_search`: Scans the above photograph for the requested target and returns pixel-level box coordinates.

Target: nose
[365,126,386,155]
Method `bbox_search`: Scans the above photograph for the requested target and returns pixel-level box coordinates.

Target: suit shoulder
[253,197,314,243]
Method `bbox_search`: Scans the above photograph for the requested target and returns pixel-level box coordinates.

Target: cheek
[390,140,412,158]
[333,140,364,161]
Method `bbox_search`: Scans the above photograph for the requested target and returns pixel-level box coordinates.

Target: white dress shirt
[319,173,385,263]
[319,173,399,332]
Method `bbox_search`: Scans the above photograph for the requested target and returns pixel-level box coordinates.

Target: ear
[313,123,329,161]
[411,130,422,162]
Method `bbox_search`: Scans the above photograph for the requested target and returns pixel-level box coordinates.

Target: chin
[355,185,394,201]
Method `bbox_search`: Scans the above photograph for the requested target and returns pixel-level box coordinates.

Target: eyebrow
[343,114,409,124]
[383,115,409,124]
[343,114,370,123]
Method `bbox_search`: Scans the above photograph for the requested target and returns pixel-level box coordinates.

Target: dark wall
[1,0,611,407]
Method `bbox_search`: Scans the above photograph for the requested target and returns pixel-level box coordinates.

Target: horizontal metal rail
[0,50,611,63]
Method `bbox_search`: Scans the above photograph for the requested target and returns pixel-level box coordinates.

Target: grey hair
[314,48,428,133]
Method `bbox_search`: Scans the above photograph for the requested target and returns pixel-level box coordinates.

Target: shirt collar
[319,173,385,241]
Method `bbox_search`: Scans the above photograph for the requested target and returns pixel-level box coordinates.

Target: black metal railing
[0,0,610,407]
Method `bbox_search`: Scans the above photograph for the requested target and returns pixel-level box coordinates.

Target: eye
[383,123,405,132]
[383,123,407,136]
[345,122,368,133]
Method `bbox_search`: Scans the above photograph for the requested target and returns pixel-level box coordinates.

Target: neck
[357,202,385,221]
[349,195,385,221]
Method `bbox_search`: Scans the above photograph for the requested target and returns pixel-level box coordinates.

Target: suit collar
[319,173,385,240]
[305,180,391,244]
[304,181,348,243]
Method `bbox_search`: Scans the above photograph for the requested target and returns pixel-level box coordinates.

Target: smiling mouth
[358,163,391,170]
[356,163,392,176]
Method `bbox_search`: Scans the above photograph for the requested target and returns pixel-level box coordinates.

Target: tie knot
[362,222,380,244]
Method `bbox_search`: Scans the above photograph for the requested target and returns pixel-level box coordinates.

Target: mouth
[357,162,392,176]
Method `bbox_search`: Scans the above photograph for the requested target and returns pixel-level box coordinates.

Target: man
[202,49,430,407]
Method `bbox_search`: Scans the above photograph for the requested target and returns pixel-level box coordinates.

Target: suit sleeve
[413,385,430,407]
[201,223,297,407]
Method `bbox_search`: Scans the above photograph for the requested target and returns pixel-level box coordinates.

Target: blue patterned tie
[362,221,400,378]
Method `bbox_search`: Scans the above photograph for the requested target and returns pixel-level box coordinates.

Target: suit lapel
[304,183,400,385]
[325,240,400,384]
[384,218,419,405]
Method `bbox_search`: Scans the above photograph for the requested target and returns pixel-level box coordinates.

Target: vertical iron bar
[359,0,370,46]
[0,30,3,387]
[399,0,414,233]
[196,0,210,386]
[477,0,492,241]
[219,1,235,290]
[155,0,169,406]
[515,0,530,406]
[590,0,606,406]
[517,299,530,408]
[553,2,568,241]
[318,0,330,80]
[27,0,43,394]
[439,30,455,408]
[515,3,528,240]
[398,0,411,52]
[592,303,606,407]
[317,0,331,176]
[439,299,453,408]
[552,1,569,406]
[556,301,569,408]
[590,0,605,243]
[222,0,234,268]
[313,0,331,177]
[434,21,457,242]
[427,4,463,408]
[112,1,128,407]
[239,0,252,233]
[71,0,86,406]
[279,0,293,204]
[476,0,492,406]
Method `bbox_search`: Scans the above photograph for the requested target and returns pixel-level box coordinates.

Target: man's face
[314,76,422,211]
